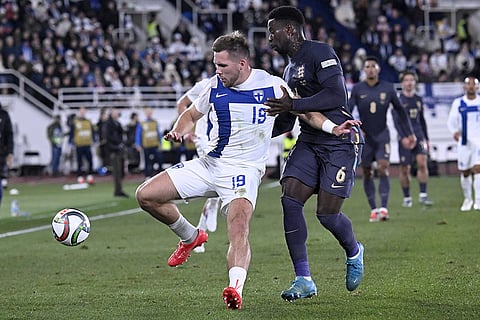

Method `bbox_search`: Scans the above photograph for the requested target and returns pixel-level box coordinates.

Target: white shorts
[166,156,264,214]
[457,140,480,171]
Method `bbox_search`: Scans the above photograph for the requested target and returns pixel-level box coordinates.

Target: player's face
[363,60,380,80]
[213,50,242,87]
[401,74,416,92]
[464,77,479,97]
[267,19,289,54]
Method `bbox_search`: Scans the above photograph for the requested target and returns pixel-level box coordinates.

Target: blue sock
[281,196,310,277]
[317,213,358,257]
[363,177,376,209]
[379,175,390,208]
[402,187,410,198]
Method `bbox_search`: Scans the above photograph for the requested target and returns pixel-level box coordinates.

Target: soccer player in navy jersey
[392,71,433,208]
[135,31,356,310]
[348,56,416,222]
[264,6,365,301]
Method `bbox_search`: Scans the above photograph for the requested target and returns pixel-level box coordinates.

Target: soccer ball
[52,208,91,246]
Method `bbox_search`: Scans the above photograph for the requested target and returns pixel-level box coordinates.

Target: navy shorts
[361,136,390,166]
[398,138,428,165]
[281,140,362,198]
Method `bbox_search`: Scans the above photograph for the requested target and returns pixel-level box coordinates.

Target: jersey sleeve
[193,79,215,115]
[447,99,460,134]
[390,86,413,138]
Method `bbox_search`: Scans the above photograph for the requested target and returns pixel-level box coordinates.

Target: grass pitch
[0,175,479,319]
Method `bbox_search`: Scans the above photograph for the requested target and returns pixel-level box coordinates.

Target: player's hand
[164,131,183,143]
[6,154,13,168]
[453,132,460,142]
[401,134,416,150]
[264,86,293,115]
[332,119,362,137]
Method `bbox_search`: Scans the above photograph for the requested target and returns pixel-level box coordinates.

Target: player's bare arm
[165,105,204,143]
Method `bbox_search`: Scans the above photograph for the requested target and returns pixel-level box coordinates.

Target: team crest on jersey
[380,92,387,103]
[296,65,307,86]
[253,90,264,103]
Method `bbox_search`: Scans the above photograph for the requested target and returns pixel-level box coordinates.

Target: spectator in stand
[388,47,408,74]
[416,53,434,82]
[429,48,449,80]
[455,42,475,76]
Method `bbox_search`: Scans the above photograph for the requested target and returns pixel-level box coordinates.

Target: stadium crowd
[0,0,479,101]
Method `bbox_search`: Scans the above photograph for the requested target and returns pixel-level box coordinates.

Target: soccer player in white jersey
[176,78,220,253]
[447,76,480,211]
[136,31,357,310]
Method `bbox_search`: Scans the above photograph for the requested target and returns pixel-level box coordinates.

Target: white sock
[168,214,197,243]
[228,267,247,296]
[197,214,207,230]
[461,175,472,200]
[474,174,480,202]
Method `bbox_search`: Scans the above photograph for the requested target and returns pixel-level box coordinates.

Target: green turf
[0,176,479,319]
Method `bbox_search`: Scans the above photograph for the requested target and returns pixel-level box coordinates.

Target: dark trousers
[143,147,163,177]
[76,145,93,175]
[110,151,124,194]
[51,145,62,174]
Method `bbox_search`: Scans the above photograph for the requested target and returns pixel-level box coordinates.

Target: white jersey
[447,94,480,146]
[193,69,290,171]
[183,78,211,156]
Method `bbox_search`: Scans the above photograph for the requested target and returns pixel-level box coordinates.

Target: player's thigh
[136,170,179,203]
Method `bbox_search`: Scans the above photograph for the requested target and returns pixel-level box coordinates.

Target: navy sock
[317,212,358,258]
[363,177,376,209]
[402,187,410,198]
[379,175,390,208]
[281,196,310,277]
[419,182,427,194]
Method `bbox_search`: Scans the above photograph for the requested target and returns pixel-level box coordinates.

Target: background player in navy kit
[393,71,433,207]
[348,56,416,222]
[265,6,365,301]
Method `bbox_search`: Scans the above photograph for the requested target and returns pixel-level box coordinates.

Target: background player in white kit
[176,78,220,253]
[447,75,480,211]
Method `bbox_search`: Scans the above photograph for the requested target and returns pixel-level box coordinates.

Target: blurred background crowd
[0,0,479,102]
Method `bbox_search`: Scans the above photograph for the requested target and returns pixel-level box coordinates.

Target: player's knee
[316,204,340,216]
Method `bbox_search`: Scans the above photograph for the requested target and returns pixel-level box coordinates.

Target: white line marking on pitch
[0,208,142,239]
[0,181,280,240]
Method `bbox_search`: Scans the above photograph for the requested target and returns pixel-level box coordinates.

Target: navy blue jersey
[348,80,413,139]
[281,40,360,145]
[393,93,429,142]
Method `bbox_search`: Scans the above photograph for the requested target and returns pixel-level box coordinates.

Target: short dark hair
[365,56,379,64]
[267,6,305,26]
[212,30,250,60]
